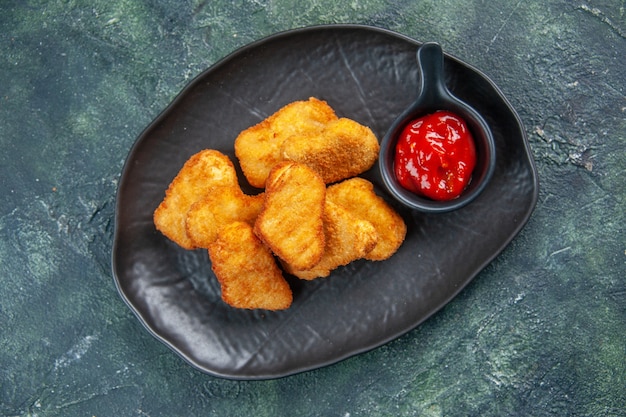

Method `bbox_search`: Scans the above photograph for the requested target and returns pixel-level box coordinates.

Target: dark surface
[1,1,625,415]
[113,25,537,379]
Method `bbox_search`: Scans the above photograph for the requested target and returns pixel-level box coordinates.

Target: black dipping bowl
[379,42,497,213]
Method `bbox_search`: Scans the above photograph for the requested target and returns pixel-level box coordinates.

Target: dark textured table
[1,1,624,416]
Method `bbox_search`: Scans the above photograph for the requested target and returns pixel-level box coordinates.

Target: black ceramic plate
[112,25,538,379]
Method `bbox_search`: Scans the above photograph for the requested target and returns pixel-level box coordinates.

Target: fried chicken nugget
[234,97,337,188]
[153,150,239,249]
[281,117,380,184]
[185,186,264,249]
[326,178,406,261]
[209,222,292,310]
[254,161,326,271]
[283,200,378,280]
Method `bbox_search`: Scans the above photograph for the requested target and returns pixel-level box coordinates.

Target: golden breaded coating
[254,161,326,271]
[153,150,239,249]
[284,200,378,280]
[281,117,380,184]
[234,97,337,188]
[185,186,264,249]
[209,222,292,310]
[327,178,406,261]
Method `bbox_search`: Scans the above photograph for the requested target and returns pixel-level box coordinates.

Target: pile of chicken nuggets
[153,98,406,310]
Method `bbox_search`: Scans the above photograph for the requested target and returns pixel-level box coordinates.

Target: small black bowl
[379,42,496,213]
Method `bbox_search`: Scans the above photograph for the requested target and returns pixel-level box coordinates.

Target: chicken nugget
[153,150,239,249]
[281,117,380,184]
[185,186,264,249]
[254,161,326,270]
[284,200,378,280]
[209,222,292,310]
[327,178,406,261]
[234,97,337,188]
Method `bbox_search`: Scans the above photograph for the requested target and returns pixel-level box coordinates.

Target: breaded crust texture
[209,222,292,310]
[254,161,326,271]
[284,200,378,280]
[153,99,408,310]
[327,178,407,261]
[153,149,239,249]
[234,97,336,188]
[185,186,264,249]
[281,117,380,184]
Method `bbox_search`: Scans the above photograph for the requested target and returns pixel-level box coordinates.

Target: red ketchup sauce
[394,110,477,201]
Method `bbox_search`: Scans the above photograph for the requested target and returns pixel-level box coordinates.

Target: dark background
[1,1,624,416]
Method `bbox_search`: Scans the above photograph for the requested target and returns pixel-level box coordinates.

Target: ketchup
[394,110,476,201]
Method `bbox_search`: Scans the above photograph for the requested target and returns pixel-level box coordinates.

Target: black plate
[112,25,538,379]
